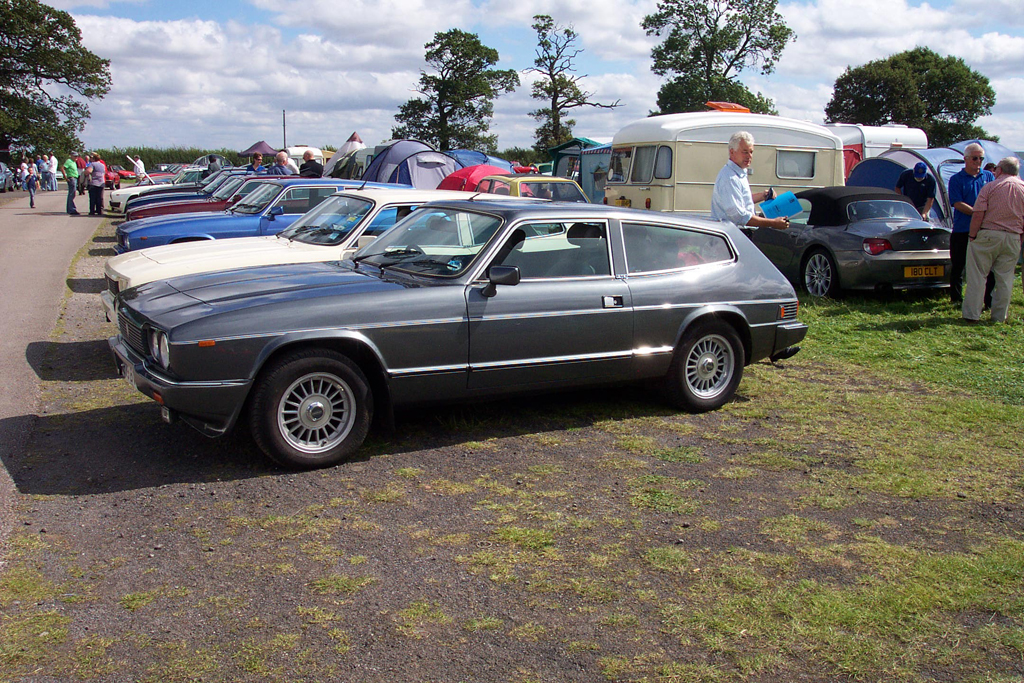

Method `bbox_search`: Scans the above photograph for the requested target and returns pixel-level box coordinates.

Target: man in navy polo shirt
[948,143,995,305]
[896,162,936,220]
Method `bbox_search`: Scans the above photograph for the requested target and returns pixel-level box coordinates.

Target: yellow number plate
[904,265,944,278]
[614,198,631,207]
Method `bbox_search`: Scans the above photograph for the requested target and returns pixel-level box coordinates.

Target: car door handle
[603,296,624,308]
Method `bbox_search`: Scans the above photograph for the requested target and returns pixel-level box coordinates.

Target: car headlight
[148,329,170,369]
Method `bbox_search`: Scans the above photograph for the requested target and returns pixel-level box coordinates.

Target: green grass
[797,286,1024,404]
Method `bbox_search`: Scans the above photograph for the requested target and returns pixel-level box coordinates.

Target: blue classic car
[113,178,402,253]
[110,200,807,470]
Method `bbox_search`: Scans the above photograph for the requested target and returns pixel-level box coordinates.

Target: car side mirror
[481,265,520,298]
[267,205,285,220]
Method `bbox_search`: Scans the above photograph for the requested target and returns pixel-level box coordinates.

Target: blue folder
[759,191,802,219]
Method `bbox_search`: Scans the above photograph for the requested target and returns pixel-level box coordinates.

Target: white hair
[964,143,984,158]
[729,131,755,150]
[997,156,1020,176]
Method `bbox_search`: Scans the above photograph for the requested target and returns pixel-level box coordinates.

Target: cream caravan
[604,112,844,214]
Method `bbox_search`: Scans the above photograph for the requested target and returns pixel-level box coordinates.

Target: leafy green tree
[392,29,519,152]
[528,15,619,152]
[642,0,793,114]
[825,47,996,146]
[654,73,777,116]
[0,0,111,154]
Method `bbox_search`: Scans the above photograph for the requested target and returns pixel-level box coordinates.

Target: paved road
[0,188,106,558]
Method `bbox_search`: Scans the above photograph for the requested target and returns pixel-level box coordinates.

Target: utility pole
[282,110,287,149]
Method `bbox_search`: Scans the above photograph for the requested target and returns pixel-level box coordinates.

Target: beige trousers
[963,229,1021,322]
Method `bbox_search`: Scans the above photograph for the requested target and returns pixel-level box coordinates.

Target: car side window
[364,207,402,237]
[489,180,511,196]
[791,199,813,226]
[497,221,610,278]
[274,187,338,215]
[623,222,733,273]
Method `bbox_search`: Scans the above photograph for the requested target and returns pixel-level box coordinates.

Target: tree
[825,47,996,147]
[392,29,519,152]
[642,0,793,115]
[528,15,619,152]
[0,0,111,154]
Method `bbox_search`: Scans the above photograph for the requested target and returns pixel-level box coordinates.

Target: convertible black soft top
[796,186,915,226]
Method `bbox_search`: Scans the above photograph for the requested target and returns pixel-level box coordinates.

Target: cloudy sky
[51,0,1024,153]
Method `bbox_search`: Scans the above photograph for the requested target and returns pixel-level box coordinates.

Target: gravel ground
[0,218,1021,682]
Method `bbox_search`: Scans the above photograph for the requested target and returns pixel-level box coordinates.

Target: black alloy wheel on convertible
[663,320,744,412]
[249,348,373,469]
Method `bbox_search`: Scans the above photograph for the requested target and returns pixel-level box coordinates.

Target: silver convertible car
[748,186,951,297]
[110,200,807,469]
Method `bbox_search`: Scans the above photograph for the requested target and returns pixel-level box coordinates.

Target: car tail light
[645,197,651,209]
[863,238,892,255]
[602,197,608,204]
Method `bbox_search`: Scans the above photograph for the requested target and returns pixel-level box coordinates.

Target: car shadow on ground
[66,277,106,294]
[0,385,686,497]
[26,340,120,382]
[92,235,116,243]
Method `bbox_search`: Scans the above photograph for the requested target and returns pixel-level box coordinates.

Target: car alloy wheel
[250,349,372,469]
[803,250,838,298]
[663,320,744,412]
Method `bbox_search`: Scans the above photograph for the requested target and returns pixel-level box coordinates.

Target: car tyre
[802,249,840,298]
[663,320,744,412]
[249,349,372,469]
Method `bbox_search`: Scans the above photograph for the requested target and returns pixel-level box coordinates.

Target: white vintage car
[107,166,205,213]
[101,187,484,319]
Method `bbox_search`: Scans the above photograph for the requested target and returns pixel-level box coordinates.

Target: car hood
[124,262,414,335]
[120,210,241,234]
[109,235,342,289]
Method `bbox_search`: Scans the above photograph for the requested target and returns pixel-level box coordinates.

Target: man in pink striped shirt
[963,156,1024,323]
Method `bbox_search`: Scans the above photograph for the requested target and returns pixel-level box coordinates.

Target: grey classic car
[110,200,807,469]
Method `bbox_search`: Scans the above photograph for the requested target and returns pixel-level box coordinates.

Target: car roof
[797,186,915,226]
[480,174,577,183]
[409,198,728,227]
[330,188,493,202]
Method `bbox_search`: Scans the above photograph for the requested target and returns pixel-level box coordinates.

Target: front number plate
[904,265,944,278]
[123,363,136,390]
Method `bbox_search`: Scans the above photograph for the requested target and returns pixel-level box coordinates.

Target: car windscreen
[353,207,504,277]
[519,180,587,202]
[230,183,279,214]
[847,200,922,223]
[279,195,374,245]
[211,176,246,200]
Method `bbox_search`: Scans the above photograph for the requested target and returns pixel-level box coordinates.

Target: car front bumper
[109,336,251,437]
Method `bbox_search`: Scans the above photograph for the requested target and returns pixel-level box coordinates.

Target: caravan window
[608,147,633,183]
[776,150,816,179]
[630,146,657,183]
[654,146,673,179]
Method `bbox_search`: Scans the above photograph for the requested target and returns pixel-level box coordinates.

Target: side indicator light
[198,340,216,347]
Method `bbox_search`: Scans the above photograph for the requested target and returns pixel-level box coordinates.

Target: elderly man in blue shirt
[710,131,790,231]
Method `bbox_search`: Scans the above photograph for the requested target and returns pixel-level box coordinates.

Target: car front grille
[779,302,799,320]
[117,309,147,357]
[106,275,120,296]
[117,231,128,250]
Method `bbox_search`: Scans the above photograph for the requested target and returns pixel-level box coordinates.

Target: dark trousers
[88,185,104,215]
[66,179,79,214]
[950,232,993,306]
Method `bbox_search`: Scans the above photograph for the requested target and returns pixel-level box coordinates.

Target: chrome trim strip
[171,317,467,346]
[633,298,797,313]
[389,364,468,377]
[471,350,633,370]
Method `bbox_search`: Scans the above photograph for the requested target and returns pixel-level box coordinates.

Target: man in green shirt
[63,155,80,216]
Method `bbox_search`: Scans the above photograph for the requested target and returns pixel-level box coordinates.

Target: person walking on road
[85,153,107,216]
[63,155,81,215]
[963,157,1024,323]
[48,153,60,191]
[25,166,38,208]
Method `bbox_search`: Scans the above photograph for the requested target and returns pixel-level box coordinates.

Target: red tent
[437,164,508,192]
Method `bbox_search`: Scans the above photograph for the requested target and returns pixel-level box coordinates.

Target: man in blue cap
[895,162,937,220]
